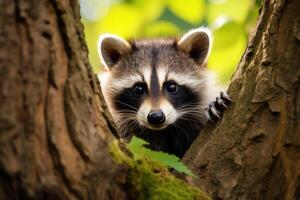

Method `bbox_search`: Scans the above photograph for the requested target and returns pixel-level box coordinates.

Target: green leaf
[166,0,205,24]
[128,136,197,177]
[208,22,247,82]
[82,19,102,72]
[207,0,251,24]
[131,0,165,22]
[98,4,144,39]
[212,21,244,49]
[142,21,180,37]
[127,136,149,160]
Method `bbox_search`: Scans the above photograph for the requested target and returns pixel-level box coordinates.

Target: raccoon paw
[205,91,231,122]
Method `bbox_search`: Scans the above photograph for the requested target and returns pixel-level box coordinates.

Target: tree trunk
[183,0,300,199]
[0,1,126,199]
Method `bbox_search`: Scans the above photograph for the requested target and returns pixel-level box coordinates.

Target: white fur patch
[100,72,143,93]
[156,67,168,87]
[137,99,152,126]
[201,70,222,106]
[142,67,152,89]
[168,72,204,88]
[160,98,178,125]
[141,66,167,91]
[112,74,143,90]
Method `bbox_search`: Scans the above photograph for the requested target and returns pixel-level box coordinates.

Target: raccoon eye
[133,83,146,97]
[166,82,178,94]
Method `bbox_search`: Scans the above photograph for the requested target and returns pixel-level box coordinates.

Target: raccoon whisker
[116,110,137,114]
[178,107,203,114]
[172,121,190,140]
[118,120,139,136]
[176,103,202,110]
[178,108,201,113]
[117,117,147,137]
[115,116,136,124]
[178,111,201,117]
[137,126,148,137]
[115,115,136,121]
[115,112,137,118]
[116,118,136,129]
[165,110,178,123]
[120,118,148,137]
[177,102,207,109]
[117,105,146,118]
[117,119,135,127]
[117,118,136,127]
[179,113,206,121]
[172,121,183,130]
[115,100,139,111]
[177,112,206,123]
[180,112,204,119]
[176,102,200,107]
[129,121,148,136]
[177,107,204,115]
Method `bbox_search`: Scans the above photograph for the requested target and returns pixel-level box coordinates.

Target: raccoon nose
[147,110,166,126]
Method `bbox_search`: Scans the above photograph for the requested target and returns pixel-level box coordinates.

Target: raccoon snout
[147,110,166,126]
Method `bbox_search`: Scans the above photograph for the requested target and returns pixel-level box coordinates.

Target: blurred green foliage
[80,0,260,83]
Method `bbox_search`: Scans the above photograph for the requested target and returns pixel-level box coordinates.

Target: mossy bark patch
[110,140,211,200]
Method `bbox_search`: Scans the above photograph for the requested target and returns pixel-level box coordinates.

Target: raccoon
[98,28,230,158]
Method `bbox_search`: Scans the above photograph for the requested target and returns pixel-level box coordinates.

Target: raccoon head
[98,28,213,138]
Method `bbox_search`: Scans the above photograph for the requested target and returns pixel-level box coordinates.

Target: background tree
[0,0,299,200]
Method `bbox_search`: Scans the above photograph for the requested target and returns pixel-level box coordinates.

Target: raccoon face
[98,28,212,136]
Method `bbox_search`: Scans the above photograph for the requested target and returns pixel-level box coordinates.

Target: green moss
[109,140,211,200]
[109,140,133,166]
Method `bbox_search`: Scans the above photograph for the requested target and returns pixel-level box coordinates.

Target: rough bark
[0,1,126,199]
[183,0,300,199]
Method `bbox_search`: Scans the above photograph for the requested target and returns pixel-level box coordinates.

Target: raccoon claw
[205,91,231,122]
[220,91,231,103]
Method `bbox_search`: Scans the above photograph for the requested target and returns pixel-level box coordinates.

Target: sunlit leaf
[208,25,247,82]
[127,136,149,160]
[166,0,205,24]
[213,21,244,49]
[142,21,180,37]
[83,19,102,71]
[80,0,110,21]
[131,0,165,22]
[245,5,260,32]
[98,4,144,39]
[208,0,252,24]
[128,136,197,177]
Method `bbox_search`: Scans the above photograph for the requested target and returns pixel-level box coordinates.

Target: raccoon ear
[177,27,212,65]
[98,34,132,70]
